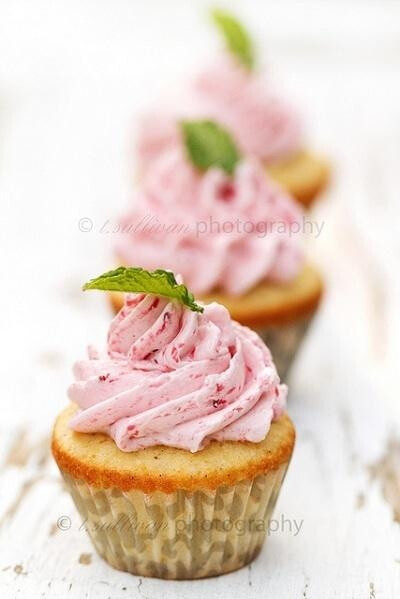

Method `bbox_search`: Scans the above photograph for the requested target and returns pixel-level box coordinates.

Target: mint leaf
[83,267,204,313]
[211,8,255,70]
[181,120,240,175]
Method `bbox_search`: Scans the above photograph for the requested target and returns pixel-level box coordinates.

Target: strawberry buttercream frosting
[68,294,286,452]
[137,55,302,170]
[116,149,304,296]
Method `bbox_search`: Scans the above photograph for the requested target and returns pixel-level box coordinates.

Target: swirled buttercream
[69,295,286,452]
[116,149,304,295]
[137,55,302,169]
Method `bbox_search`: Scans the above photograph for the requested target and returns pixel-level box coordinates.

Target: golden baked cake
[267,151,330,208]
[53,404,295,494]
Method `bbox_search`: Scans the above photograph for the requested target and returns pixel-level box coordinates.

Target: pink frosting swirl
[68,295,286,452]
[116,149,304,295]
[137,55,302,170]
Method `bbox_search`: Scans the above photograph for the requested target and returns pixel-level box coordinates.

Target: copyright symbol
[78,217,93,232]
[57,515,71,531]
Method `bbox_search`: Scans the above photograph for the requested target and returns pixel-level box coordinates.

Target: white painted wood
[1,1,400,597]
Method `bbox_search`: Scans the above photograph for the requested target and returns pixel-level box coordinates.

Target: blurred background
[1,1,399,597]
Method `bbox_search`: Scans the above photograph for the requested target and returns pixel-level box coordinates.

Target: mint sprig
[211,8,255,70]
[181,120,240,175]
[83,267,204,313]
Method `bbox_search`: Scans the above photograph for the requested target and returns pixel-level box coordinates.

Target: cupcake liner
[61,462,289,580]
[256,314,314,379]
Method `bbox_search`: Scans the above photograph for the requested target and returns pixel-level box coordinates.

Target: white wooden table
[1,1,399,597]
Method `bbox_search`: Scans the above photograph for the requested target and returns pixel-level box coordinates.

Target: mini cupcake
[136,9,329,208]
[113,121,323,378]
[52,268,295,579]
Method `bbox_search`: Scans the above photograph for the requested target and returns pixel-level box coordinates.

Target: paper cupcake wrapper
[61,462,289,580]
[255,313,314,380]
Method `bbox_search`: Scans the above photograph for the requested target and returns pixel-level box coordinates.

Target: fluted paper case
[62,463,289,580]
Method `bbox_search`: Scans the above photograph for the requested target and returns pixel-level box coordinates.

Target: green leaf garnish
[181,120,240,175]
[211,8,255,70]
[83,267,204,313]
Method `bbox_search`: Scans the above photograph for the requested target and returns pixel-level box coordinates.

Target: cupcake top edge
[69,267,287,454]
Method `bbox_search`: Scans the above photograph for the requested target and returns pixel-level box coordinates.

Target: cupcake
[113,120,323,378]
[136,9,329,208]
[52,267,295,579]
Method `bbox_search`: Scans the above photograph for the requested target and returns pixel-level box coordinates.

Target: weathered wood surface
[1,1,399,597]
